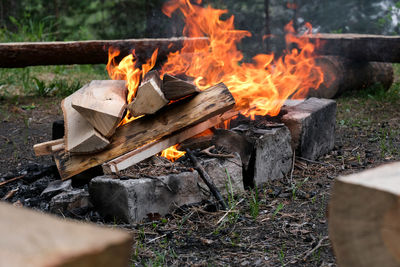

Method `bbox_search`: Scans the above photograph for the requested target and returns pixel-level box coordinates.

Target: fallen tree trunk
[304,33,400,63]
[54,83,235,180]
[329,162,400,267]
[307,56,393,98]
[0,37,208,68]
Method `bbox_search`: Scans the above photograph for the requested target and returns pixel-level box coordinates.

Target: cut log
[102,110,238,174]
[304,33,400,63]
[63,84,110,154]
[329,162,400,267]
[33,138,64,156]
[127,71,168,116]
[71,80,127,137]
[54,82,235,180]
[0,37,208,68]
[162,74,200,100]
[0,202,132,267]
[307,56,393,98]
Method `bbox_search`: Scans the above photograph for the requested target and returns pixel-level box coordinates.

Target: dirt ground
[1,90,400,266]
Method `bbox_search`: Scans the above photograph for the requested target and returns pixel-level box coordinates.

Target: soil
[1,92,400,266]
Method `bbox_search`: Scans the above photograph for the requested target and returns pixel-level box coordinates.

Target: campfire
[34,0,327,180]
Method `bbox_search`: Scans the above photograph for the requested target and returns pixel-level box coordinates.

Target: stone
[253,126,293,186]
[49,188,91,214]
[200,152,244,195]
[89,171,204,223]
[281,97,336,160]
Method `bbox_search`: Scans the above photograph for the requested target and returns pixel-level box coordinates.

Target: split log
[34,138,64,156]
[307,56,393,98]
[305,33,400,63]
[0,202,132,267]
[71,80,127,137]
[162,74,200,100]
[63,84,110,154]
[329,162,400,267]
[127,71,168,116]
[102,110,238,174]
[0,37,208,68]
[54,82,235,180]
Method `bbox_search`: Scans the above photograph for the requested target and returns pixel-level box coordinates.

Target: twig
[303,236,329,261]
[146,234,167,244]
[185,148,228,210]
[0,175,25,187]
[216,198,244,225]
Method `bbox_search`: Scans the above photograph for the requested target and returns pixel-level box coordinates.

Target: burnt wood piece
[0,202,132,267]
[71,80,127,137]
[54,83,235,180]
[304,33,400,63]
[185,149,228,210]
[162,74,200,100]
[329,162,400,267]
[128,71,168,116]
[0,37,208,68]
[308,56,393,98]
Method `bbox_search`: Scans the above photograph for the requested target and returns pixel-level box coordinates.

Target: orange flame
[161,144,186,162]
[160,0,324,119]
[107,48,159,125]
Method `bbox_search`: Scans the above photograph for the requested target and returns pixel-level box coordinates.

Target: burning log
[127,71,168,116]
[0,37,208,68]
[309,56,393,98]
[102,110,237,174]
[329,162,400,267]
[54,83,235,180]
[71,80,127,137]
[162,74,200,100]
[305,33,400,63]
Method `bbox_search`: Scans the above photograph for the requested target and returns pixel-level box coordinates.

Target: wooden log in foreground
[54,82,235,180]
[0,37,208,68]
[0,202,132,267]
[304,33,400,63]
[308,56,393,98]
[329,162,400,267]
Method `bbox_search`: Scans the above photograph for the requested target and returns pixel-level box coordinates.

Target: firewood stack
[34,72,236,180]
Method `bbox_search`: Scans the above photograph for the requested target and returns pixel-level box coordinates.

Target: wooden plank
[33,138,64,156]
[127,72,168,116]
[162,74,200,100]
[54,83,235,180]
[63,84,110,154]
[71,80,127,137]
[304,33,400,62]
[103,110,238,174]
[0,202,132,267]
[0,37,208,68]
[329,162,400,267]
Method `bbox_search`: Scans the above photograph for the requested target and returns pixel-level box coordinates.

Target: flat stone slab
[253,126,293,186]
[89,171,204,223]
[281,97,336,160]
[0,202,132,267]
[200,152,244,195]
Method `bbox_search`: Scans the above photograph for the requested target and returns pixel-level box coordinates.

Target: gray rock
[41,180,72,196]
[281,97,336,160]
[49,188,91,214]
[253,126,293,186]
[89,171,204,223]
[200,152,244,195]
